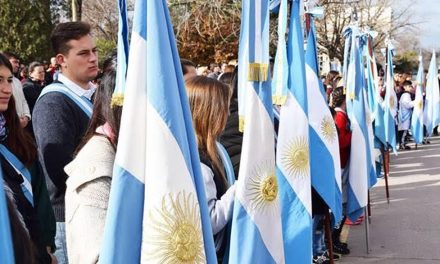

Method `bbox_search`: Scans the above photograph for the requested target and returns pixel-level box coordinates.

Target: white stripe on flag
[349,120,368,208]
[238,85,284,264]
[116,32,148,184]
[277,92,312,216]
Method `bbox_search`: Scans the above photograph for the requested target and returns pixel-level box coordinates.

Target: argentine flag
[100,0,216,263]
[411,54,425,144]
[229,0,284,263]
[346,36,375,221]
[272,0,288,106]
[276,0,312,262]
[384,43,398,152]
[0,165,14,264]
[423,51,440,136]
[305,19,342,224]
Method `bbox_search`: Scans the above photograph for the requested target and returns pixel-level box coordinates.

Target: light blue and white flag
[423,51,440,136]
[100,0,216,263]
[229,1,284,263]
[272,0,288,105]
[364,36,386,145]
[345,36,375,221]
[305,18,342,225]
[411,54,424,144]
[276,0,312,262]
[0,164,14,264]
[112,0,129,104]
[383,43,397,153]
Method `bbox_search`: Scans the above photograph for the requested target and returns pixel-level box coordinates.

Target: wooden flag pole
[381,146,391,203]
[324,210,335,264]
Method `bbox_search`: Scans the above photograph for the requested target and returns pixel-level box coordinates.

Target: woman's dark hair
[0,53,13,73]
[4,97,38,167]
[0,53,37,166]
[28,61,43,75]
[77,52,122,152]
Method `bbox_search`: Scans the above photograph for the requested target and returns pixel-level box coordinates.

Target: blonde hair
[185,76,231,193]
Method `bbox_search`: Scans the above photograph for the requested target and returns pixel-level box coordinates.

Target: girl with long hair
[64,53,122,263]
[185,76,236,259]
[0,52,56,263]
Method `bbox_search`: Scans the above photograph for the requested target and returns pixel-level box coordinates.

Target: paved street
[341,136,440,264]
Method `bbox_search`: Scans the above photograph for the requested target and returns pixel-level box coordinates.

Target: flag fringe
[248,63,269,81]
[111,93,125,107]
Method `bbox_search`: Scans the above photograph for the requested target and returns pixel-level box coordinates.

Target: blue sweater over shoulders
[33,86,90,222]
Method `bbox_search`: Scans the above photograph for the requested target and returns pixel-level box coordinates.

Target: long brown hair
[4,97,37,167]
[185,76,231,194]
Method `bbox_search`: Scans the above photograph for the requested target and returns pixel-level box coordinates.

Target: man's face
[57,35,98,87]
[8,57,19,74]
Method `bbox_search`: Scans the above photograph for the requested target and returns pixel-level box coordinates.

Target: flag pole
[381,145,391,204]
[324,210,335,264]
[364,207,371,254]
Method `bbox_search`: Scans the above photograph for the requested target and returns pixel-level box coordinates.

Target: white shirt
[12,77,31,119]
[58,74,96,100]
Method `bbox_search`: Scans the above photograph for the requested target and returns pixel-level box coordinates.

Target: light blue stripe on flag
[0,163,14,264]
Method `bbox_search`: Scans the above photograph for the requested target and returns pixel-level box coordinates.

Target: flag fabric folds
[229,1,284,263]
[276,0,312,262]
[0,164,15,264]
[272,0,289,105]
[100,0,216,263]
[383,43,398,153]
[229,0,284,263]
[423,51,440,136]
[411,54,425,144]
[345,33,375,221]
[305,19,342,225]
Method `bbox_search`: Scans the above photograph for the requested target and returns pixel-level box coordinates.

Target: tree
[315,0,419,62]
[0,0,53,62]
[168,0,242,65]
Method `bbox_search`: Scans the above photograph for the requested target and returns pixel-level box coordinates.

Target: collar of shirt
[58,74,96,100]
[334,107,346,114]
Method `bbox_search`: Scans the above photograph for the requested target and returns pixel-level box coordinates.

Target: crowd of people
[1,19,439,264]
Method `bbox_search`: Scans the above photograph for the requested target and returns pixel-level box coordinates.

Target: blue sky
[395,0,440,50]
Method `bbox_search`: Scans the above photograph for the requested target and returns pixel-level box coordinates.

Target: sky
[394,0,440,50]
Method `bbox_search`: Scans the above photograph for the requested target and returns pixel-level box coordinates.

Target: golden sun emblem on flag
[247,163,279,213]
[389,97,395,108]
[320,116,336,143]
[415,99,423,110]
[144,191,205,264]
[281,137,309,178]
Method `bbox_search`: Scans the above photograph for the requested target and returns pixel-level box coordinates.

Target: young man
[3,52,31,128]
[33,22,98,264]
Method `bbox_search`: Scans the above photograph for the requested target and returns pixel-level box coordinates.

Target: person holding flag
[423,51,440,137]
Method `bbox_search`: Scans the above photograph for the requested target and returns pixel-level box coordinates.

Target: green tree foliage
[96,38,116,66]
[0,0,53,62]
[394,50,418,74]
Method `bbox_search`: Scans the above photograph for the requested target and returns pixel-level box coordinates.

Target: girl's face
[0,65,13,112]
